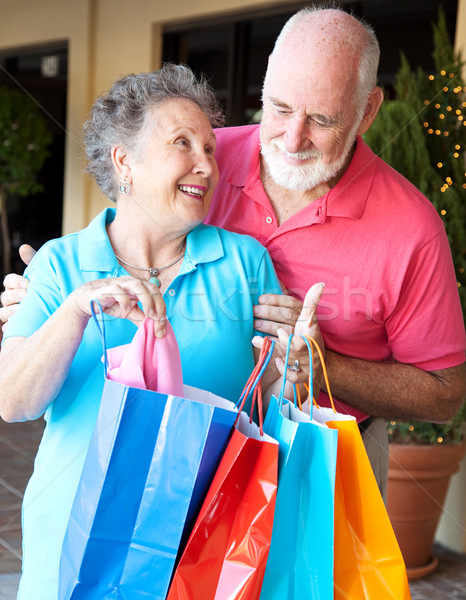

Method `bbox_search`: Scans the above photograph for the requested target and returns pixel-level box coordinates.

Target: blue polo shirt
[5,208,281,599]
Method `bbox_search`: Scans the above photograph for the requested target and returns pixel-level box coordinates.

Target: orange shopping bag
[305,336,411,600]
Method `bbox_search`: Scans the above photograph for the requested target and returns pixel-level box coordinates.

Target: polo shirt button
[266,216,273,224]
[168,289,176,296]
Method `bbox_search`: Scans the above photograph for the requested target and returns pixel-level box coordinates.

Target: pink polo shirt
[206,124,466,420]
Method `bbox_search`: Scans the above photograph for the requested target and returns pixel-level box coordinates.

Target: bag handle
[90,300,109,376]
[279,334,336,419]
[302,335,336,416]
[236,338,275,435]
[278,334,313,409]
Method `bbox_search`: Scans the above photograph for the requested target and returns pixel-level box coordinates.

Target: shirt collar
[223,128,377,222]
[79,207,118,272]
[79,209,224,274]
[183,223,224,271]
[225,125,261,188]
[325,136,378,219]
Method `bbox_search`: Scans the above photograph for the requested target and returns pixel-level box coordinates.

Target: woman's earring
[118,179,131,195]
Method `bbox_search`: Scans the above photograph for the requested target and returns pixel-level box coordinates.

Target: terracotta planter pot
[387,441,465,579]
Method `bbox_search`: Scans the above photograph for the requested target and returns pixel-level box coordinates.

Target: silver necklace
[114,250,184,287]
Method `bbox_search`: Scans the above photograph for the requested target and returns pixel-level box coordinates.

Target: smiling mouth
[178,185,206,199]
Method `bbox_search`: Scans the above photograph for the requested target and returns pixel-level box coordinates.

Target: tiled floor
[0,418,465,599]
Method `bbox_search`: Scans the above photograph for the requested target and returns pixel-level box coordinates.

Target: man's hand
[252,283,326,386]
[19,244,37,265]
[0,244,36,328]
[276,283,326,383]
[253,293,303,338]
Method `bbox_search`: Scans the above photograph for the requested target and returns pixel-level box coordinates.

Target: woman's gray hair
[83,63,225,202]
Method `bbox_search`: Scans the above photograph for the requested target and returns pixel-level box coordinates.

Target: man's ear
[357,86,384,136]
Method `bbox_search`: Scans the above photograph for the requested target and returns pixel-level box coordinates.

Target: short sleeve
[3,244,65,341]
[386,229,465,370]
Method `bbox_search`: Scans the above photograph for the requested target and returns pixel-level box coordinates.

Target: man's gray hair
[83,63,225,202]
[264,5,380,119]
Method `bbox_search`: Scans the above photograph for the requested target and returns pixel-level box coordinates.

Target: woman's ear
[111,145,132,182]
[357,86,384,136]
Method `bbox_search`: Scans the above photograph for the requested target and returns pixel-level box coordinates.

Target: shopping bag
[260,336,338,600]
[59,304,238,600]
[167,338,279,600]
[304,337,411,600]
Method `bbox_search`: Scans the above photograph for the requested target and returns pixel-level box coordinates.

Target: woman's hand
[0,276,167,423]
[68,276,167,337]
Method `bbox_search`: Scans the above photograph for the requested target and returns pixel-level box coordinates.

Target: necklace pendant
[149,267,160,287]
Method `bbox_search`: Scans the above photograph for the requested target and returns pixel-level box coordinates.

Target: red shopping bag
[167,339,279,600]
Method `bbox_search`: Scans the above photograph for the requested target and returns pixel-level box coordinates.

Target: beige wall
[456,0,466,57]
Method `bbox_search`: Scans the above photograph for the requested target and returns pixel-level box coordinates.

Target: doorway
[0,42,67,278]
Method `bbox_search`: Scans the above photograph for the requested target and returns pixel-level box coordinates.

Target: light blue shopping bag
[260,336,338,600]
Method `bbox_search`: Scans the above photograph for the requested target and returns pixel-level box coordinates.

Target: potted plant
[364,8,466,579]
[386,410,465,578]
[0,85,51,276]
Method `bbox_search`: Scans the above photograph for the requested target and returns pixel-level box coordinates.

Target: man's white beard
[260,130,358,192]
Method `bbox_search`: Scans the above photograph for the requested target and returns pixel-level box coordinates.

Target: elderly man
[206,6,466,494]
[2,7,465,497]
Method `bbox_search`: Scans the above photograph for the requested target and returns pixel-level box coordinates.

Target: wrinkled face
[260,46,363,191]
[130,98,219,234]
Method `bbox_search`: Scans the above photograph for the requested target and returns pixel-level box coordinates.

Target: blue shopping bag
[59,304,238,600]
[260,336,338,600]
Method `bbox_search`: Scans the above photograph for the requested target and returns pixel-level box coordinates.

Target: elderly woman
[0,64,285,599]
